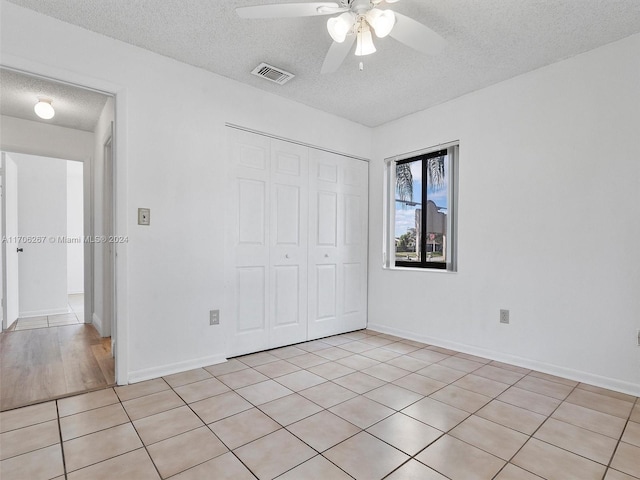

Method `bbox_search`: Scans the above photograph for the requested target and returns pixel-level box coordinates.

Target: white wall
[67,160,83,294]
[369,34,640,395]
[0,116,94,161]
[13,153,68,316]
[0,2,372,382]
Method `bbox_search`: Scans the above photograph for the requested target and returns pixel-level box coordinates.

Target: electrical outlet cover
[500,309,510,324]
[138,208,150,225]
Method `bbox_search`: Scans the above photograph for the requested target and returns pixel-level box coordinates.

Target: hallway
[0,321,114,411]
[10,294,85,331]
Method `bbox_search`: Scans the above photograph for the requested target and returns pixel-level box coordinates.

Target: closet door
[227,130,309,355]
[269,140,309,348]
[308,150,368,339]
[227,129,271,355]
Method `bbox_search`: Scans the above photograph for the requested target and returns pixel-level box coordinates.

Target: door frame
[0,61,128,384]
[102,129,116,352]
[0,152,20,331]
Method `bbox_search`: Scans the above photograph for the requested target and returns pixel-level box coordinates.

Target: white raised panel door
[308,150,368,339]
[341,158,368,332]
[226,129,271,355]
[269,140,308,348]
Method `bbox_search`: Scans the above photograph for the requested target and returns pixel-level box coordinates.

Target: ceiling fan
[236,0,445,74]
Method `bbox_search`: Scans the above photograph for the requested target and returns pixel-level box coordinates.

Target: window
[385,144,458,271]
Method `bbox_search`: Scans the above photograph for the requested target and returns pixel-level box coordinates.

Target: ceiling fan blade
[236,2,346,19]
[389,12,445,55]
[321,35,356,74]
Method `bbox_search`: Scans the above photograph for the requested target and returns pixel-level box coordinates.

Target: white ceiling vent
[251,63,295,85]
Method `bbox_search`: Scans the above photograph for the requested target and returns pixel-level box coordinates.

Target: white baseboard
[20,307,69,318]
[128,354,227,384]
[367,322,640,397]
[92,312,103,335]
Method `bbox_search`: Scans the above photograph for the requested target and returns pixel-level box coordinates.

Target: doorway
[0,68,118,410]
[2,154,85,331]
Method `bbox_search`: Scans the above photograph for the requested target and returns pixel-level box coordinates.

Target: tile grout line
[327,333,625,479]
[242,367,387,479]
[173,379,262,479]
[602,395,639,479]
[491,381,583,479]
[115,380,169,480]
[54,400,69,480]
[197,340,421,479]
[219,337,556,479]
[234,339,465,480]
[157,370,299,479]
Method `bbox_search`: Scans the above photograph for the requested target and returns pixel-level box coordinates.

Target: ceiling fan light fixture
[367,9,396,38]
[355,26,376,56]
[34,97,55,120]
[327,12,354,43]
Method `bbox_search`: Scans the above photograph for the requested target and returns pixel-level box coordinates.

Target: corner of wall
[92,312,103,336]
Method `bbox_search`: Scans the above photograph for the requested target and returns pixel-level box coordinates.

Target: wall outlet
[210,310,220,326]
[500,309,510,324]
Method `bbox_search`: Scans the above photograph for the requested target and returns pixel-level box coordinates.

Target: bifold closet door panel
[226,129,271,355]
[269,139,309,349]
[341,158,368,333]
[227,127,368,356]
[308,149,368,340]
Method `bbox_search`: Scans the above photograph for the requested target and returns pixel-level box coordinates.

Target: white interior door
[1,153,20,329]
[227,129,271,355]
[15,155,68,317]
[269,139,308,348]
[308,149,368,339]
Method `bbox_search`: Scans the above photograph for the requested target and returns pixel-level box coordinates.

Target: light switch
[138,208,150,225]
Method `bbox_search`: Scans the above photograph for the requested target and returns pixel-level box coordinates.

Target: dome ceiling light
[34,97,55,120]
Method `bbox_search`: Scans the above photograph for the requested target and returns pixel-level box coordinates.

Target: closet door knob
[285,254,290,259]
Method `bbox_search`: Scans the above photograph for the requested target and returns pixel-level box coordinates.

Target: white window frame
[383,142,459,272]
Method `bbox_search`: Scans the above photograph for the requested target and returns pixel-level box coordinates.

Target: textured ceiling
[0,68,109,131]
[5,0,640,127]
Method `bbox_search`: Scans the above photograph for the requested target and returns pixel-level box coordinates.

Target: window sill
[383,265,457,273]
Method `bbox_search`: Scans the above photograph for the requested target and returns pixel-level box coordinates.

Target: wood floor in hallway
[0,323,114,411]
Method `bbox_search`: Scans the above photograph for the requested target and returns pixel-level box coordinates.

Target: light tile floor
[13,294,84,330]
[1,329,638,480]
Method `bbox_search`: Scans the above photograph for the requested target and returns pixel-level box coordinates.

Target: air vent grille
[251,63,295,85]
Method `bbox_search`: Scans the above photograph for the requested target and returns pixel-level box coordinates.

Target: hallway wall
[67,160,84,294]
